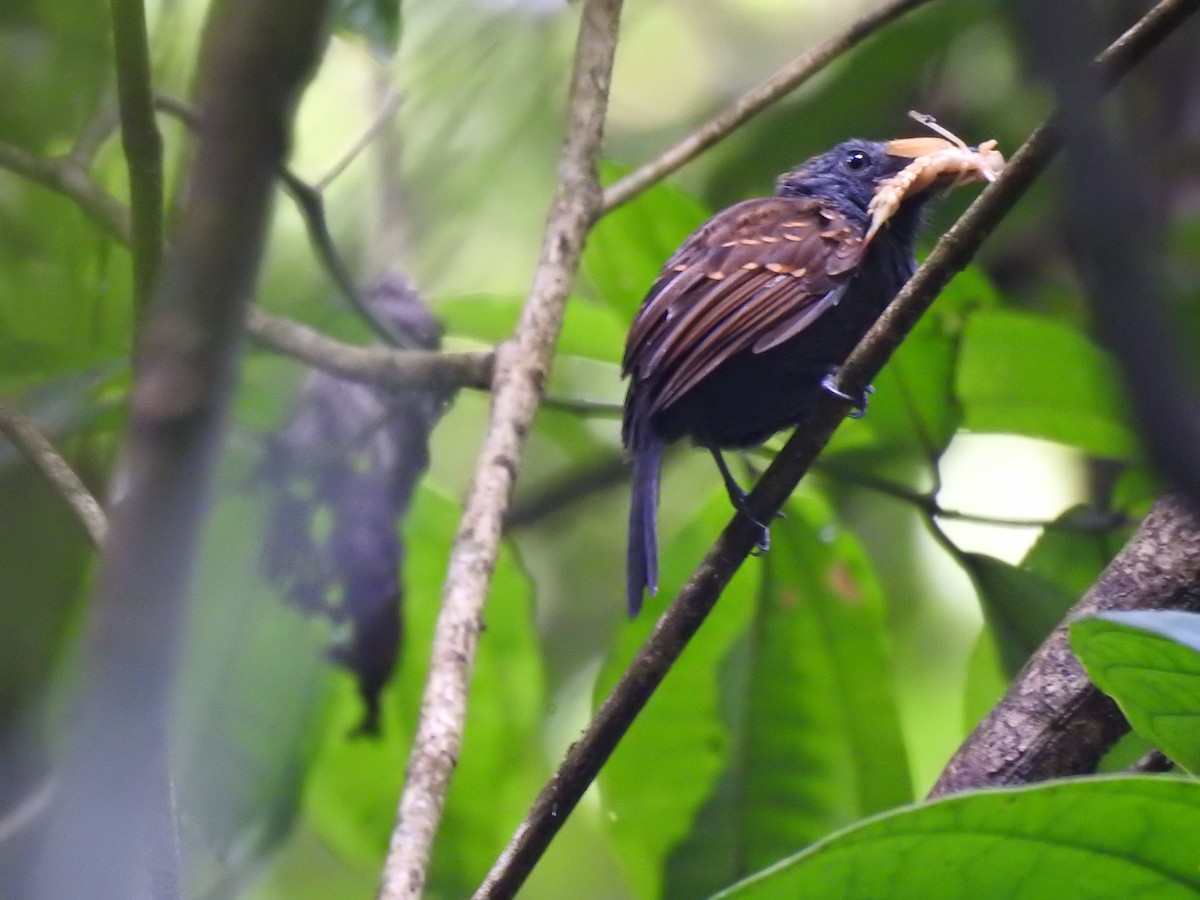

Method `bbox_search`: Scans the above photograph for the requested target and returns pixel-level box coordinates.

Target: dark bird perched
[622,128,1002,615]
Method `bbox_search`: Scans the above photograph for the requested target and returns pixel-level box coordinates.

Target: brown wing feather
[623,196,866,415]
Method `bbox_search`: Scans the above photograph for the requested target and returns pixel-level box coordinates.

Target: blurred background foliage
[0,0,1196,897]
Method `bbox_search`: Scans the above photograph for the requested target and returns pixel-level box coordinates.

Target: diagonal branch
[377,1,623,897]
[0,397,107,548]
[473,1,1199,895]
[600,0,934,213]
[0,140,131,243]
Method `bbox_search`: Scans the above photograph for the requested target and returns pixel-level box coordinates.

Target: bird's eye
[843,151,869,171]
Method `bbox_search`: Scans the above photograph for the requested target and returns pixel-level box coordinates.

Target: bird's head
[775,139,912,215]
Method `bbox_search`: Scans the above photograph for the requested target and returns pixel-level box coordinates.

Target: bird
[621,128,1001,615]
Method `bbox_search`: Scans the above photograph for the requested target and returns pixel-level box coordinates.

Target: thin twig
[818,462,1128,531]
[109,0,164,313]
[600,0,934,213]
[245,307,494,391]
[155,92,410,347]
[0,397,107,548]
[0,141,131,243]
[378,1,623,898]
[314,87,403,190]
[474,2,1197,894]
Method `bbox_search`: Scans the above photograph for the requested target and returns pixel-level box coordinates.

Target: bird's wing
[622,196,866,413]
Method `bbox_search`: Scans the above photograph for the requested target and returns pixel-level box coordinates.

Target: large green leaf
[304,486,546,897]
[596,492,760,900]
[956,310,1137,459]
[667,491,910,898]
[715,777,1200,899]
[1071,611,1200,774]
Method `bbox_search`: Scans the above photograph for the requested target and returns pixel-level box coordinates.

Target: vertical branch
[30,1,331,897]
[376,1,623,898]
[110,0,164,312]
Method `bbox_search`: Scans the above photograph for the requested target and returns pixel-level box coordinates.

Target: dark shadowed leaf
[963,552,1074,676]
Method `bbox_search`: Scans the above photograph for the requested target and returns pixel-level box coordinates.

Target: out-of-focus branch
[109,0,164,313]
[246,307,494,391]
[600,0,934,213]
[930,493,1200,797]
[475,1,1199,895]
[378,2,623,898]
[155,92,411,347]
[0,397,107,548]
[30,0,332,897]
[1017,0,1200,511]
[0,141,131,243]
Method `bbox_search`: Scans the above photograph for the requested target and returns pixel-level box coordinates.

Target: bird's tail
[627,432,663,616]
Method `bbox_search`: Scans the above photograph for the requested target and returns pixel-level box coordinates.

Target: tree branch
[245,307,494,391]
[0,140,131,243]
[0,397,107,548]
[110,0,164,313]
[474,1,1199,895]
[929,492,1200,797]
[600,0,934,213]
[30,0,331,895]
[377,1,623,897]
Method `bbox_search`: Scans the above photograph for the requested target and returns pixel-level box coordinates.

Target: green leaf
[1071,611,1200,774]
[963,552,1073,676]
[435,292,627,365]
[667,492,910,898]
[837,265,998,459]
[336,0,402,55]
[582,161,710,321]
[956,310,1137,459]
[714,776,1200,899]
[597,492,760,900]
[1021,506,1121,599]
[304,486,546,896]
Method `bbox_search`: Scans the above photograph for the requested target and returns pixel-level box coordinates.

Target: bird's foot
[821,367,874,419]
[726,485,780,556]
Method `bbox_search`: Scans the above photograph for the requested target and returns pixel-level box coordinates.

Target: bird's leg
[707,445,772,556]
[821,366,874,419]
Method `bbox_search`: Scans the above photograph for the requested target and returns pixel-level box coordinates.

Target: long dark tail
[627,433,663,616]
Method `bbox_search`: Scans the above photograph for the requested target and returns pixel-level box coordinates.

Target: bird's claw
[821,369,874,419]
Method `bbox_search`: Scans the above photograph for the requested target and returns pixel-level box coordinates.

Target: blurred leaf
[1071,611,1200,774]
[304,486,546,896]
[596,492,759,900]
[667,492,910,898]
[336,0,402,55]
[713,777,1200,899]
[175,451,334,889]
[583,160,711,321]
[957,310,1137,459]
[962,552,1073,677]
